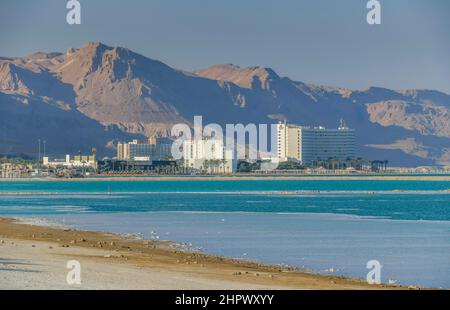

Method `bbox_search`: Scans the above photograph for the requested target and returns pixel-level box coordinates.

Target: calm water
[0,179,449,288]
[2,179,450,193]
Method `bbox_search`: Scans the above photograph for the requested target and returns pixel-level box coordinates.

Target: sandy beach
[0,218,407,290]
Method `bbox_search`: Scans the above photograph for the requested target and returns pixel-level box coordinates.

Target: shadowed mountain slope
[1,43,449,165]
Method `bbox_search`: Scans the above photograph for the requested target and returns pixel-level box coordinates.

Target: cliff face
[1,42,450,166]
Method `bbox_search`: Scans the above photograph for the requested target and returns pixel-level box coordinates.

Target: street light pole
[43,140,46,160]
[38,139,41,169]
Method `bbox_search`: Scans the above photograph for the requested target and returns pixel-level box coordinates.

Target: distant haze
[0,0,449,94]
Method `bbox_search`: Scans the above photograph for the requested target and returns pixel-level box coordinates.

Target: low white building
[183,138,235,173]
[1,163,30,178]
[43,154,97,169]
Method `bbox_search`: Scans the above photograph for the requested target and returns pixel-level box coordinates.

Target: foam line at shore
[1,189,450,196]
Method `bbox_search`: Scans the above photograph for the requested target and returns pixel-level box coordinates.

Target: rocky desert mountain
[1,42,450,166]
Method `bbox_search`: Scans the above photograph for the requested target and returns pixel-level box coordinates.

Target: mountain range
[1,42,450,167]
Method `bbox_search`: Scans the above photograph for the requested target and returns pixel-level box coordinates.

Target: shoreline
[0,217,412,290]
[1,190,450,196]
[1,175,450,182]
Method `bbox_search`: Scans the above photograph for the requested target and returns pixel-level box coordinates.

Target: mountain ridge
[1,42,449,166]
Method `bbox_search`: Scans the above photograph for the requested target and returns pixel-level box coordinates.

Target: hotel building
[117,141,131,160]
[183,138,234,173]
[117,138,174,161]
[277,122,356,164]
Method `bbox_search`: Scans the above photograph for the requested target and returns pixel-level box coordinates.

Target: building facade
[1,163,31,178]
[43,154,97,169]
[154,137,174,160]
[277,123,302,162]
[117,138,174,161]
[183,138,234,173]
[129,141,155,161]
[117,142,130,160]
[300,126,356,164]
[277,122,356,164]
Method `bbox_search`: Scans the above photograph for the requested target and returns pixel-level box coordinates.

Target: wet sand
[0,218,410,290]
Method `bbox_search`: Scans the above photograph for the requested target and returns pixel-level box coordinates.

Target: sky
[0,0,449,93]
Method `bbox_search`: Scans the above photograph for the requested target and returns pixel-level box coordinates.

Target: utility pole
[43,140,46,160]
[38,139,41,169]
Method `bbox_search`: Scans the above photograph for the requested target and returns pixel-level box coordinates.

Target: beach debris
[232,271,242,276]
[110,242,115,246]
[31,244,36,248]
[48,246,53,249]
[104,254,112,258]
[122,232,144,240]
[388,278,397,285]
[70,240,76,244]
[0,240,4,244]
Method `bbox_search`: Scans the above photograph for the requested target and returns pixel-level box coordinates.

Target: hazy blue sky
[1,0,449,93]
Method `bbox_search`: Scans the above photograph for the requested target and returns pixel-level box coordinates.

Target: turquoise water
[1,179,450,288]
[0,180,449,220]
[2,179,450,193]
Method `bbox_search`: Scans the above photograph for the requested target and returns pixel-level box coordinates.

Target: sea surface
[0,179,449,288]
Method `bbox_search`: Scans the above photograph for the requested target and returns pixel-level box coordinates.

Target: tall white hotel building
[276,122,356,164]
[183,138,235,173]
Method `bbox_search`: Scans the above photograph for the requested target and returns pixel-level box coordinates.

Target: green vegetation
[276,161,307,171]
[237,158,388,172]
[0,154,36,164]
